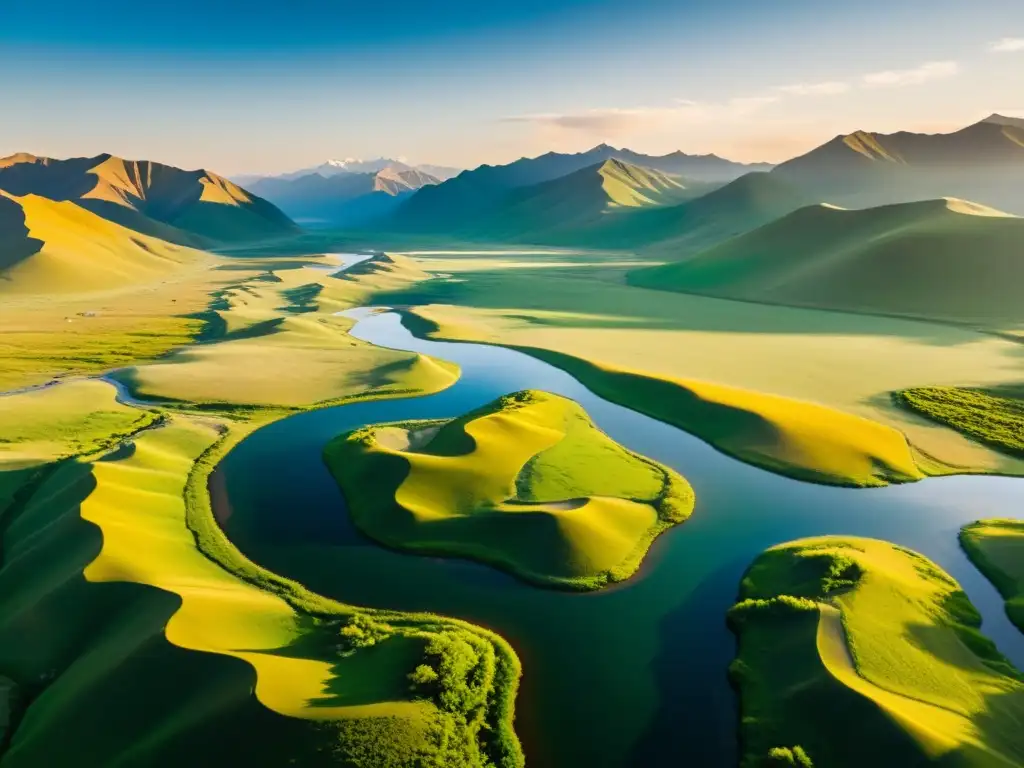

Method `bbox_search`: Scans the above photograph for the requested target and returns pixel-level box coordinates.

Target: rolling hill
[553,171,810,252]
[391,143,772,232]
[247,164,440,225]
[0,153,297,245]
[0,190,205,294]
[461,159,703,241]
[629,197,1024,326]
[773,115,1024,213]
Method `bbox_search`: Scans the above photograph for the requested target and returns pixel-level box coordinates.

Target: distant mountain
[391,144,772,232]
[981,113,1024,130]
[0,189,203,294]
[630,197,1024,326]
[247,164,441,226]
[0,153,297,245]
[460,159,701,241]
[772,117,1024,212]
[236,158,462,186]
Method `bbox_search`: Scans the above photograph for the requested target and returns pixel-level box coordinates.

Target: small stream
[217,305,1024,767]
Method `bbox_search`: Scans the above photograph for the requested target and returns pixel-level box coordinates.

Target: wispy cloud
[861,60,959,88]
[501,96,778,135]
[775,81,850,97]
[989,37,1024,53]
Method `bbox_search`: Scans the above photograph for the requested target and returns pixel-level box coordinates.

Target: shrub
[764,745,814,767]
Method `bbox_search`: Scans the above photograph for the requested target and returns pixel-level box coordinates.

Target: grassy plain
[114,258,458,408]
[729,536,1024,767]
[325,390,694,589]
[961,520,1024,634]
[0,251,524,766]
[379,251,1024,482]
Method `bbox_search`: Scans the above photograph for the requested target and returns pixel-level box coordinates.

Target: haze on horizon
[4,0,1024,176]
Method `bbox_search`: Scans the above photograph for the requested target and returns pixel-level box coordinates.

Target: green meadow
[324,389,694,589]
[729,537,1024,767]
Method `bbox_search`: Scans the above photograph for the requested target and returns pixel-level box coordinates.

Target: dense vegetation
[897,386,1024,457]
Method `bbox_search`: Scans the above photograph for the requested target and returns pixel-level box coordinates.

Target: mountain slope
[630,198,1024,325]
[773,118,1024,212]
[392,143,771,232]
[462,159,700,241]
[0,190,204,294]
[0,153,297,244]
[561,171,809,252]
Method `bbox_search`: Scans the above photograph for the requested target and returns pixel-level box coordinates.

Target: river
[216,303,1024,767]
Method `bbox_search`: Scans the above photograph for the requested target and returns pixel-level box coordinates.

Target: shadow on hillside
[0,196,44,273]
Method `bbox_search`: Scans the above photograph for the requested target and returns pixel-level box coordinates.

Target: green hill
[772,117,1024,213]
[729,536,1024,768]
[563,171,809,252]
[630,197,1024,326]
[462,159,701,242]
[0,190,206,295]
[0,153,297,245]
[324,390,694,590]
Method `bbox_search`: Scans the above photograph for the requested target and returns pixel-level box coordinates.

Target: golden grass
[0,192,208,295]
[325,390,693,589]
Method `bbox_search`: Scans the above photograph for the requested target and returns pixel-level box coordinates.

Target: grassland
[113,257,458,408]
[629,198,1024,328]
[728,536,1024,767]
[373,250,1024,481]
[324,389,694,589]
[0,249,525,766]
[961,520,1024,634]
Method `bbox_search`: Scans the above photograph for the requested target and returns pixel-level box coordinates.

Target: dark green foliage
[896,386,1024,457]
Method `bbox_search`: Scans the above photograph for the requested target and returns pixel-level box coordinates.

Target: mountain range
[390,143,772,232]
[772,114,1024,212]
[0,153,296,246]
[246,163,443,225]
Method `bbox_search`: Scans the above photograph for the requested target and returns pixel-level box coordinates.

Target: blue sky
[4,0,1024,174]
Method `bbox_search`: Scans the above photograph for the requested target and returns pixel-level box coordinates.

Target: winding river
[218,304,1024,768]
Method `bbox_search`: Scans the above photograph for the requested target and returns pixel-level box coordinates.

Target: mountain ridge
[0,152,297,244]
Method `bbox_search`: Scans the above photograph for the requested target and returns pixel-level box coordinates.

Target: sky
[3,0,1024,175]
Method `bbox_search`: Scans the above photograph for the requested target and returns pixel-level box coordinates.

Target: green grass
[324,389,694,589]
[729,536,1024,768]
[960,520,1024,635]
[897,386,1024,458]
